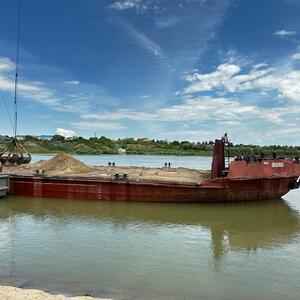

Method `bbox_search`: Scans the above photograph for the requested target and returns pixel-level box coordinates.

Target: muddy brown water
[0,155,300,300]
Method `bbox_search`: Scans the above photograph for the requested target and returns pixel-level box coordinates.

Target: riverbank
[2,135,300,157]
[28,150,213,156]
[0,286,107,300]
[0,137,213,156]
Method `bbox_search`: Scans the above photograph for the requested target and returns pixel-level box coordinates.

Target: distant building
[137,137,150,142]
[38,135,53,141]
[16,135,25,141]
[118,148,126,154]
[65,136,76,140]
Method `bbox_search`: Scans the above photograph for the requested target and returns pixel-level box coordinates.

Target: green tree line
[0,135,300,157]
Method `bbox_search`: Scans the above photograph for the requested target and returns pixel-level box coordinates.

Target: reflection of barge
[2,197,299,260]
[6,135,300,202]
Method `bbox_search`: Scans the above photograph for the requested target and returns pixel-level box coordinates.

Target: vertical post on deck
[211,139,225,179]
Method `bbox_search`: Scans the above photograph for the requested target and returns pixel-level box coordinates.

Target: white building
[118,148,126,154]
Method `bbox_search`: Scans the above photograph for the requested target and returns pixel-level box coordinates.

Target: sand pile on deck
[92,166,211,183]
[36,154,92,174]
[5,154,210,183]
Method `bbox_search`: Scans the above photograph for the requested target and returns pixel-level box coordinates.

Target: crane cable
[0,0,21,138]
[14,0,22,138]
[0,88,14,132]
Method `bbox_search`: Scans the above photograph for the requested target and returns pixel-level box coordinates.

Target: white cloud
[80,96,284,125]
[253,70,300,102]
[164,129,211,138]
[0,57,62,108]
[109,0,153,11]
[0,74,41,93]
[56,128,77,138]
[155,15,179,29]
[109,0,207,13]
[158,97,256,122]
[273,30,297,37]
[0,57,15,71]
[181,62,300,103]
[183,64,241,93]
[110,0,233,74]
[72,121,125,130]
[116,18,167,60]
[292,53,300,60]
[182,63,274,94]
[76,52,300,143]
[81,109,155,121]
[253,63,269,69]
[64,80,80,85]
[0,56,121,115]
[157,96,284,124]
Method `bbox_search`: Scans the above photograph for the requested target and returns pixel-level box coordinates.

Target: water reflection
[1,196,300,262]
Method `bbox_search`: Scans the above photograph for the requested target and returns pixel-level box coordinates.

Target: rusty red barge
[6,136,300,202]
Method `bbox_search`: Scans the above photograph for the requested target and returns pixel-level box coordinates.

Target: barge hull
[8,175,298,202]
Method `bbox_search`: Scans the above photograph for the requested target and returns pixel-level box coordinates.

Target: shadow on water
[1,196,300,259]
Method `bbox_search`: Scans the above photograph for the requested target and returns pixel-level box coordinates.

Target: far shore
[0,286,109,300]
[28,152,213,157]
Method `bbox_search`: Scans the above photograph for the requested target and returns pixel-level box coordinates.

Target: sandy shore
[0,286,108,300]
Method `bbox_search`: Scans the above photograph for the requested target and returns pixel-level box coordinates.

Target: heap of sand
[37,154,92,173]
[0,286,108,300]
[5,154,210,183]
[16,154,92,174]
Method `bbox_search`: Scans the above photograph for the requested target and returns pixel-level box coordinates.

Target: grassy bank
[0,136,214,156]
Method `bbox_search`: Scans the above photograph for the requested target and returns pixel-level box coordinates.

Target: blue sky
[1,0,300,145]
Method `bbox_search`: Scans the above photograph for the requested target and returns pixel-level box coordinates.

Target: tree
[52,135,65,142]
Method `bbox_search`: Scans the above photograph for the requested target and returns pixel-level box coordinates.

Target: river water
[30,154,212,169]
[0,155,300,300]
